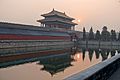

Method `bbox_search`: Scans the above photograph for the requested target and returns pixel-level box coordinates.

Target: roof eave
[41,14,75,20]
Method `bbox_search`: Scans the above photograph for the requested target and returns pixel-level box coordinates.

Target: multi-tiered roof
[37,9,77,30]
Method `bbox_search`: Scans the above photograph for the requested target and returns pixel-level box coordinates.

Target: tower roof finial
[53,8,54,11]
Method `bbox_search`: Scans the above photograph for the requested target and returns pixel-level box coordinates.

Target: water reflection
[0,46,119,80]
[0,47,118,69]
[74,53,81,61]
[101,49,109,61]
[38,53,73,76]
[95,49,100,59]
[0,46,74,68]
[81,48,117,61]
[88,49,94,61]
[111,50,116,57]
[82,49,86,61]
[118,50,120,54]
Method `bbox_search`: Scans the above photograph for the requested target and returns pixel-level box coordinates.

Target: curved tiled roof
[38,19,77,25]
[41,9,75,20]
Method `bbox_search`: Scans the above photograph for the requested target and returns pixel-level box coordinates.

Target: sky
[0,0,120,32]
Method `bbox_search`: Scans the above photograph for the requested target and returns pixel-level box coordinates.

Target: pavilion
[37,9,77,30]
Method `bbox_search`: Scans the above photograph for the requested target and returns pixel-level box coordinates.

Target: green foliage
[88,27,94,40]
[118,32,120,41]
[82,26,119,41]
[101,26,110,41]
[95,30,101,40]
[111,30,117,41]
[83,27,86,40]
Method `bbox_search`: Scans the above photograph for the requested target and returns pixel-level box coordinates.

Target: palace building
[0,9,80,49]
[37,9,77,30]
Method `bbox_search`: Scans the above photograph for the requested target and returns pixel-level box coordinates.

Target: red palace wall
[0,34,71,41]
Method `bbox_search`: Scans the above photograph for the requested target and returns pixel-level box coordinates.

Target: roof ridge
[41,9,74,20]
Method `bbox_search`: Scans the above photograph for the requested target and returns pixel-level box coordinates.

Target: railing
[65,54,120,80]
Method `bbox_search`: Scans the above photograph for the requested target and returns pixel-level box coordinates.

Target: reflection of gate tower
[38,53,73,76]
[37,9,77,30]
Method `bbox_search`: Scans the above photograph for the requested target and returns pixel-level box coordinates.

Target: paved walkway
[108,67,120,80]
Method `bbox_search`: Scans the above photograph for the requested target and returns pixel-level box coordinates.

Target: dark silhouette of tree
[101,49,108,61]
[111,50,116,57]
[101,26,110,41]
[88,49,94,61]
[83,27,86,40]
[95,30,101,40]
[118,32,120,41]
[111,30,114,40]
[88,27,94,40]
[113,30,117,40]
[82,49,86,61]
[111,30,117,41]
[95,49,100,59]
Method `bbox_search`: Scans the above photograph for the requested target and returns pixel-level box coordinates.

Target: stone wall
[65,54,120,80]
[0,40,73,49]
[78,40,120,49]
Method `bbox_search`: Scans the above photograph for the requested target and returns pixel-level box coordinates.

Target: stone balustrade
[65,54,120,80]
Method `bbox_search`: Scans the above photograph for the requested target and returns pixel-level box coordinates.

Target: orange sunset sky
[0,0,120,32]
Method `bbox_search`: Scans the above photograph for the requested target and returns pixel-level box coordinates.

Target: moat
[0,45,119,80]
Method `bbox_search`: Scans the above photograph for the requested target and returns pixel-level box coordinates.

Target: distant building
[37,9,77,30]
[0,9,80,44]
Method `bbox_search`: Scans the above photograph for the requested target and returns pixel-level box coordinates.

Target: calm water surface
[0,46,119,80]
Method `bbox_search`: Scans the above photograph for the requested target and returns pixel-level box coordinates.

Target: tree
[111,30,114,40]
[113,30,117,40]
[83,27,86,40]
[111,30,117,41]
[118,32,120,41]
[88,27,94,40]
[95,30,101,40]
[101,26,110,41]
